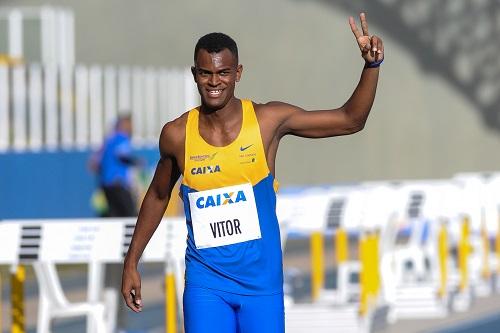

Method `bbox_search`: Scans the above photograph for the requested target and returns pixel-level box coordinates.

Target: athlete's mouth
[207,89,223,97]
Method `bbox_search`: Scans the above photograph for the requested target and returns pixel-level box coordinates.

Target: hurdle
[384,181,459,322]
[497,219,500,293]
[451,216,473,312]
[11,266,25,333]
[359,231,380,317]
[438,223,449,299]
[165,259,177,333]
[0,217,188,333]
[310,232,324,302]
[282,185,394,333]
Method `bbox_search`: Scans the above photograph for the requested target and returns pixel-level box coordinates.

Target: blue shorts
[183,285,284,333]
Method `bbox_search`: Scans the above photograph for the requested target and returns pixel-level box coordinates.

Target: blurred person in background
[89,114,142,217]
[122,13,383,333]
[89,113,143,333]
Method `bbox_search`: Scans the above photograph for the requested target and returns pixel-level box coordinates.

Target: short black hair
[194,32,238,63]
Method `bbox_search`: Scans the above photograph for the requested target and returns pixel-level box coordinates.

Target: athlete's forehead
[195,48,238,70]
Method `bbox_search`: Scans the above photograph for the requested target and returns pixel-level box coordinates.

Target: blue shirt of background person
[93,114,140,188]
[88,114,142,218]
[100,130,134,187]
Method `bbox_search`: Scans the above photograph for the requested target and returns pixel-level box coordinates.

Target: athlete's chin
[202,96,229,110]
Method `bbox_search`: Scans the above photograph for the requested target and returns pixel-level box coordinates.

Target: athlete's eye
[197,70,210,78]
[219,71,230,76]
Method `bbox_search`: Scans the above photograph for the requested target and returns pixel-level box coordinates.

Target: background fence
[0,63,199,152]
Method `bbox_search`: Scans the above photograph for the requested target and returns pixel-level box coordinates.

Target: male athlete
[122,13,383,333]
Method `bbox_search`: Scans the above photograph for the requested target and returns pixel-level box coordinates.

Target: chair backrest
[33,262,70,307]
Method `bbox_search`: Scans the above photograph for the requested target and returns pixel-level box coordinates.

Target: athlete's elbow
[344,119,366,135]
[340,108,369,134]
[354,120,367,133]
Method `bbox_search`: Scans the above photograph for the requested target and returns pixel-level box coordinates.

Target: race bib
[188,183,261,249]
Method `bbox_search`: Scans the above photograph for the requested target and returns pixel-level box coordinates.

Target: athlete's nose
[208,73,220,86]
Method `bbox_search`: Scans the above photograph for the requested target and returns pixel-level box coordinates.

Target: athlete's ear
[236,64,243,82]
[191,66,198,82]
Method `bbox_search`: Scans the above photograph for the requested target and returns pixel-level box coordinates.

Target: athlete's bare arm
[256,13,383,169]
[121,118,185,312]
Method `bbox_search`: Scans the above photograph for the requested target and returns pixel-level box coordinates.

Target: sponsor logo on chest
[190,165,221,175]
[189,152,218,162]
[196,190,247,209]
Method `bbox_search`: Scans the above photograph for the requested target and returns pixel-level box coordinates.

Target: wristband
[366,59,384,68]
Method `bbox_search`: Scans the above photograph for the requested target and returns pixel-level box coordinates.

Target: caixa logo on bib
[196,190,247,209]
[191,165,221,175]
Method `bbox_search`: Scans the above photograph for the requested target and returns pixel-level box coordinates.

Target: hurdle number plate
[188,183,261,249]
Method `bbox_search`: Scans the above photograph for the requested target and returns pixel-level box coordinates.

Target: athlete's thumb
[134,287,142,306]
[134,286,143,309]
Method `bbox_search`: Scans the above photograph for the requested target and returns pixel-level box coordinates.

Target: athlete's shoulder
[161,111,189,139]
[254,100,301,112]
[159,111,190,157]
[253,101,302,121]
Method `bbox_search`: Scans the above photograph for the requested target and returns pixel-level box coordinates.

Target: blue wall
[0,148,159,219]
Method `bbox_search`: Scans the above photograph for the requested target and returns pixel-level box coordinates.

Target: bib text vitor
[188,183,262,249]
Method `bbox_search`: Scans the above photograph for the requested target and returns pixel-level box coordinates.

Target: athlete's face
[192,48,242,111]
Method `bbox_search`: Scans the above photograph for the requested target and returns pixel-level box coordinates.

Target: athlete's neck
[199,97,242,128]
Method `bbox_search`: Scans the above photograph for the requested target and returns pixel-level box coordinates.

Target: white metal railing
[0,6,74,68]
[0,63,199,152]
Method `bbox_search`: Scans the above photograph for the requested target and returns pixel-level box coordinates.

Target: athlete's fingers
[122,282,142,312]
[349,16,362,39]
[371,36,379,53]
[123,288,139,312]
[122,266,143,312]
[375,38,384,61]
[133,287,143,310]
[363,40,371,53]
[360,12,369,36]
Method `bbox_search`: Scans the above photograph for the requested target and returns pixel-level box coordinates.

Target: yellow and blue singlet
[180,99,283,296]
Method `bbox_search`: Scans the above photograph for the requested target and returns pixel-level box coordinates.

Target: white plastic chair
[33,262,108,333]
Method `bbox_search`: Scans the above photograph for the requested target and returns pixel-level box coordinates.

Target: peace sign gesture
[349,13,384,65]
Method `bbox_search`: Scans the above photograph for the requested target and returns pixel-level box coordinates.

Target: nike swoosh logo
[240,144,253,151]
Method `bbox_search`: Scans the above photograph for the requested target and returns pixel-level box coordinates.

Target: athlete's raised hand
[122,265,143,313]
[349,13,384,64]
